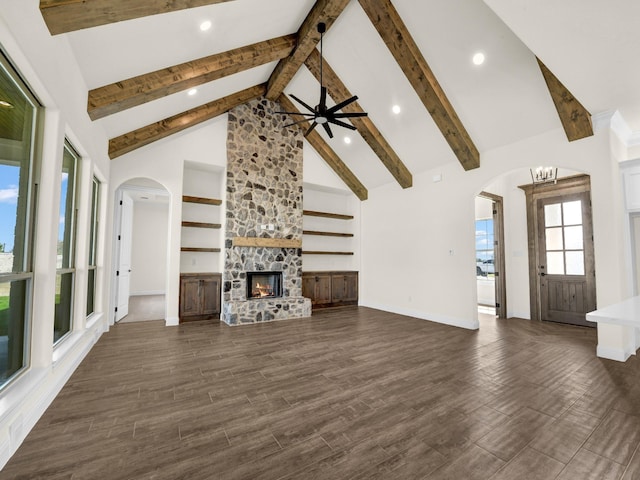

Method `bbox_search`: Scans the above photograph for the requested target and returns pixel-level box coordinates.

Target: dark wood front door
[521,175,597,327]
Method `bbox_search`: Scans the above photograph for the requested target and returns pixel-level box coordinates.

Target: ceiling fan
[278,22,368,139]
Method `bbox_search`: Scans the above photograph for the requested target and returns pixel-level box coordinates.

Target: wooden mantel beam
[304,48,413,189]
[109,84,265,159]
[277,94,368,201]
[358,0,480,171]
[88,35,296,120]
[536,58,593,142]
[265,0,350,100]
[39,0,237,35]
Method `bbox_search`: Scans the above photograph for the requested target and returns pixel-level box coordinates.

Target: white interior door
[116,192,133,321]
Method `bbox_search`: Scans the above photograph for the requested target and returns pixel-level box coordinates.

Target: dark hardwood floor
[2,307,640,479]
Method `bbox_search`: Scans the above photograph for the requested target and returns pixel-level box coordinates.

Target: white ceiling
[62,0,640,190]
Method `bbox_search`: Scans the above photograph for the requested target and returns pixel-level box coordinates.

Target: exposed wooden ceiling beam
[278,94,368,201]
[88,35,296,120]
[304,49,413,189]
[358,0,480,171]
[265,0,350,101]
[536,58,593,142]
[109,84,265,159]
[39,0,236,35]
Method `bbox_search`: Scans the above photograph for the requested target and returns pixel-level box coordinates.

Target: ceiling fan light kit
[278,22,368,139]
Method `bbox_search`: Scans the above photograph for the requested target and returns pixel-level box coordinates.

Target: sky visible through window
[0,165,67,253]
[0,164,19,253]
[476,218,494,263]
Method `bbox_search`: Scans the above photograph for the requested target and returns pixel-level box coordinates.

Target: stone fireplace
[222,97,311,325]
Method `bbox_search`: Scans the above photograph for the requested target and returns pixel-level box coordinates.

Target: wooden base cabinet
[179,273,221,322]
[302,271,358,309]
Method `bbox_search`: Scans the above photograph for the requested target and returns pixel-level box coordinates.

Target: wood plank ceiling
[39,0,593,200]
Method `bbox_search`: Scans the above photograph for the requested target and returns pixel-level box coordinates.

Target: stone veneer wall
[223,97,311,325]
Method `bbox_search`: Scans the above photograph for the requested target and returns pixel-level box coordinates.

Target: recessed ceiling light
[392,104,401,115]
[0,100,13,108]
[200,20,212,31]
[472,52,485,66]
[344,136,352,144]
[187,88,198,96]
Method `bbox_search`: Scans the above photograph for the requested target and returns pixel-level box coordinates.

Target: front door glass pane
[563,201,582,225]
[564,226,583,250]
[544,204,562,227]
[545,227,563,250]
[566,251,585,275]
[547,252,565,275]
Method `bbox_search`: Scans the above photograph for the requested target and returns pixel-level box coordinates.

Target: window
[475,218,494,277]
[54,142,78,343]
[0,51,40,386]
[544,200,585,275]
[86,177,99,316]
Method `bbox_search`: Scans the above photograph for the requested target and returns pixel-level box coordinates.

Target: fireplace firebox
[247,271,283,299]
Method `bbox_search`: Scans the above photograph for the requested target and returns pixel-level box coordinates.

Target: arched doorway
[112,178,170,324]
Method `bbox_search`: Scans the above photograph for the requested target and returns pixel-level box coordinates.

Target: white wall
[360,125,626,330]
[130,201,169,295]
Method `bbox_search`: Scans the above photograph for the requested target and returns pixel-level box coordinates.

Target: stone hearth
[222,97,311,325]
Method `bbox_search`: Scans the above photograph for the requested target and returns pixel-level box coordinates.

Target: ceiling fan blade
[320,87,327,111]
[289,94,316,113]
[328,118,357,130]
[332,112,368,119]
[275,110,315,116]
[304,121,318,137]
[283,118,313,128]
[327,95,358,114]
[322,122,333,139]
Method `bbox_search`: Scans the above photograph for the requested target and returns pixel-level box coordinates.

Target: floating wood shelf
[181,221,222,229]
[303,230,354,238]
[182,195,222,206]
[233,237,302,248]
[302,251,354,255]
[303,210,354,220]
[180,247,221,253]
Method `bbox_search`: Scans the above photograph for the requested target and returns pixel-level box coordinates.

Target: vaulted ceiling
[38,0,639,198]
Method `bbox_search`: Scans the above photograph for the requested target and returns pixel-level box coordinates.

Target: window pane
[544,203,562,227]
[0,279,27,382]
[54,272,74,343]
[86,268,95,316]
[545,227,563,250]
[58,145,77,270]
[547,252,565,275]
[563,201,582,225]
[566,251,585,275]
[564,226,583,250]
[0,65,36,274]
[0,52,39,387]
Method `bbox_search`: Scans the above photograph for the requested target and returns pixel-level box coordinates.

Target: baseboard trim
[596,344,635,362]
[165,316,179,327]
[360,302,479,330]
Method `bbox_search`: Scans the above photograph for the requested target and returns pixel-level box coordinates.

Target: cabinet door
[180,277,201,317]
[343,272,358,302]
[302,274,316,300]
[331,273,358,303]
[315,274,332,305]
[201,277,220,315]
